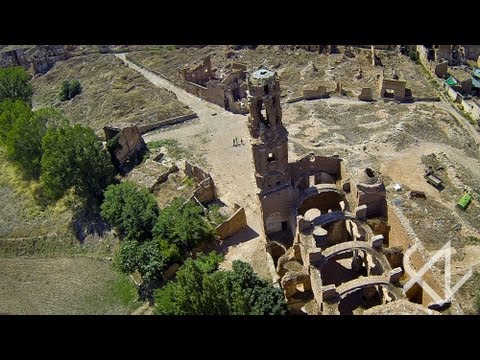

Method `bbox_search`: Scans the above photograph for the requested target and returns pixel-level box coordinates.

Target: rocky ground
[128,45,437,99]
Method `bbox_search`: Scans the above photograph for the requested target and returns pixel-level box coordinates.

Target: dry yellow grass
[0,149,72,238]
[31,53,193,134]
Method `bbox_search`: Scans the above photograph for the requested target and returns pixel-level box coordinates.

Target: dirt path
[381,142,480,200]
[116,54,271,279]
[434,95,480,148]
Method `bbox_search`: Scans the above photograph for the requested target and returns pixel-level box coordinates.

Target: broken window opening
[383,89,395,98]
[267,153,275,162]
[255,100,270,128]
[264,85,269,95]
[261,108,269,127]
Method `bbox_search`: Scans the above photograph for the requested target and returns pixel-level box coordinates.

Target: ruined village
[1,45,480,315]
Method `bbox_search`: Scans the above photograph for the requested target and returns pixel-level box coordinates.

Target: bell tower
[248,68,292,237]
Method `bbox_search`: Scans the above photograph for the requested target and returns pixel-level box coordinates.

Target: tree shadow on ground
[216,225,259,255]
[70,204,112,244]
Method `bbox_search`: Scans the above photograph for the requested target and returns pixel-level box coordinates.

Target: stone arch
[297,188,345,216]
[315,241,392,274]
[267,241,286,268]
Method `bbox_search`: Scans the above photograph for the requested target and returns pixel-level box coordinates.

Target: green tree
[6,111,46,179]
[137,239,180,284]
[154,252,223,315]
[0,67,33,103]
[153,197,214,252]
[229,261,287,315]
[153,281,180,314]
[114,239,140,275]
[153,254,287,315]
[0,99,32,143]
[101,181,159,241]
[114,238,180,294]
[41,124,115,202]
[4,107,66,180]
[59,80,82,101]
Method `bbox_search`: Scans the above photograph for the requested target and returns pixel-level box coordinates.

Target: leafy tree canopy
[0,99,32,143]
[0,66,33,103]
[154,254,287,315]
[101,181,159,242]
[152,197,214,252]
[5,107,65,180]
[41,123,114,202]
[114,238,181,285]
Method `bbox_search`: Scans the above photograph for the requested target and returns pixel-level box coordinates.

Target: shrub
[59,80,82,101]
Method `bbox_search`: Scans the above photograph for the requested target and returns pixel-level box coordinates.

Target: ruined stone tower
[248,68,293,238]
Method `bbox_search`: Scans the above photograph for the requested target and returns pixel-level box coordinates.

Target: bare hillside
[32,53,193,134]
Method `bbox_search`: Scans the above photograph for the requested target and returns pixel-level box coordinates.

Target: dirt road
[116,54,271,279]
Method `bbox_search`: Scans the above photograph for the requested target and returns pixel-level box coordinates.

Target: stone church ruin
[247,68,408,315]
[178,56,249,114]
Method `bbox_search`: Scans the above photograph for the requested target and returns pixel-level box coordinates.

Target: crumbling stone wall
[354,183,387,219]
[214,206,247,240]
[179,56,212,86]
[0,45,69,74]
[185,161,210,182]
[461,99,480,121]
[464,45,480,61]
[302,84,327,100]
[349,168,388,219]
[31,45,69,74]
[289,154,342,189]
[179,56,248,114]
[0,49,28,68]
[433,61,448,78]
[104,125,146,172]
[427,45,480,66]
[184,161,216,205]
[193,177,216,204]
[358,88,373,101]
[259,188,295,235]
[378,73,407,101]
[417,45,451,79]
[150,165,179,192]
